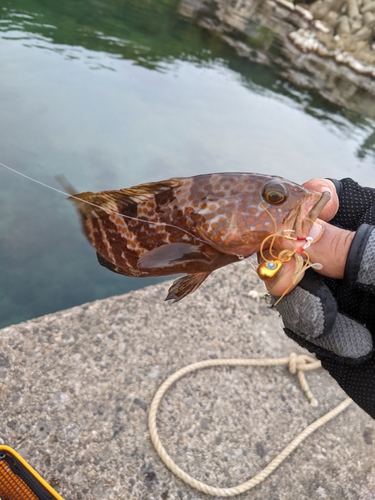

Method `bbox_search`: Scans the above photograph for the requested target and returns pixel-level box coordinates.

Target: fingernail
[309,222,323,242]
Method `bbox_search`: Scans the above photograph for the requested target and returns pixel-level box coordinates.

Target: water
[0,0,374,328]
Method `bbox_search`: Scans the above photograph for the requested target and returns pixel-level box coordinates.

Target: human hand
[257,177,372,361]
[260,178,354,297]
[257,177,375,419]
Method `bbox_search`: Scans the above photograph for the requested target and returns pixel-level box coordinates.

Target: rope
[148,352,352,497]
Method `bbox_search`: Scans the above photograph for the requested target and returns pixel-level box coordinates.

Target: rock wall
[179,0,375,119]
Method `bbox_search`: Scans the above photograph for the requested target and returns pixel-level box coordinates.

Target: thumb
[257,251,305,297]
[305,221,354,279]
[302,179,339,221]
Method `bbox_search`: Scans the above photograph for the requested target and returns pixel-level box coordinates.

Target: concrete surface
[0,259,374,500]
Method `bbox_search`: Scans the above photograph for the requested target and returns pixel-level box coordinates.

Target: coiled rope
[148,352,352,497]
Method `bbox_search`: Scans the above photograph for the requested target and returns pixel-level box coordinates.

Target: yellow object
[257,259,283,279]
[0,445,64,500]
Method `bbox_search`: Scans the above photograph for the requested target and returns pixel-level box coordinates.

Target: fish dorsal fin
[165,272,210,302]
[68,179,182,217]
[138,243,209,270]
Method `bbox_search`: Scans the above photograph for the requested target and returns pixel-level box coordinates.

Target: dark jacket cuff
[327,178,341,199]
[344,224,374,288]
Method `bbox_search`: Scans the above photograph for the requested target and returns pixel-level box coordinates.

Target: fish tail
[55,174,78,196]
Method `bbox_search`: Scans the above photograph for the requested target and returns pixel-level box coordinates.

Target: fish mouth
[293,190,331,238]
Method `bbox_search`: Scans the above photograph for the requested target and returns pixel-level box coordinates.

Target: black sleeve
[330,178,375,231]
[319,355,375,418]
[326,178,375,301]
[303,178,375,418]
[344,225,375,294]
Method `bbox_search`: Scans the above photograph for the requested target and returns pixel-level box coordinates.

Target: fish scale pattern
[71,173,324,301]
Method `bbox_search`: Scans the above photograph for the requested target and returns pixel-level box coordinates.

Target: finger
[305,221,355,279]
[302,178,339,221]
[257,252,305,297]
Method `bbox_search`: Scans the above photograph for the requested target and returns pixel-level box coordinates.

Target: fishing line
[0,161,212,248]
[0,161,320,288]
[0,161,79,199]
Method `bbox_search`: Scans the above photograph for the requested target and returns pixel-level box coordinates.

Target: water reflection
[0,0,225,71]
[358,129,375,158]
[1,0,374,150]
[0,0,374,328]
[179,0,375,118]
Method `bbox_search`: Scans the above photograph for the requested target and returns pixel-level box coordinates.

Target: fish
[68,172,330,302]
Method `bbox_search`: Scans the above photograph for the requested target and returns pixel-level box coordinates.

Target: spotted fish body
[69,173,329,301]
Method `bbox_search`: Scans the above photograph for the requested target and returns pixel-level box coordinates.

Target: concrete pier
[0,259,374,499]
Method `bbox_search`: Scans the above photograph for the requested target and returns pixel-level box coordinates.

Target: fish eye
[261,182,287,205]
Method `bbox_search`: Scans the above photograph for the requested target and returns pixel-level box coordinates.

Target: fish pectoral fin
[165,272,210,302]
[138,243,209,270]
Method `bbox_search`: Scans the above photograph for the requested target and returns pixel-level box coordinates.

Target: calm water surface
[1,0,375,327]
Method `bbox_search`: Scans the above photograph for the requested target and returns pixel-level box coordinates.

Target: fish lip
[294,190,331,237]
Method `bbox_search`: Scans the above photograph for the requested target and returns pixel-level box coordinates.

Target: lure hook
[257,205,323,304]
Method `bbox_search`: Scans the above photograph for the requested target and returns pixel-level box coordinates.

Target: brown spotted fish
[68,173,330,302]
